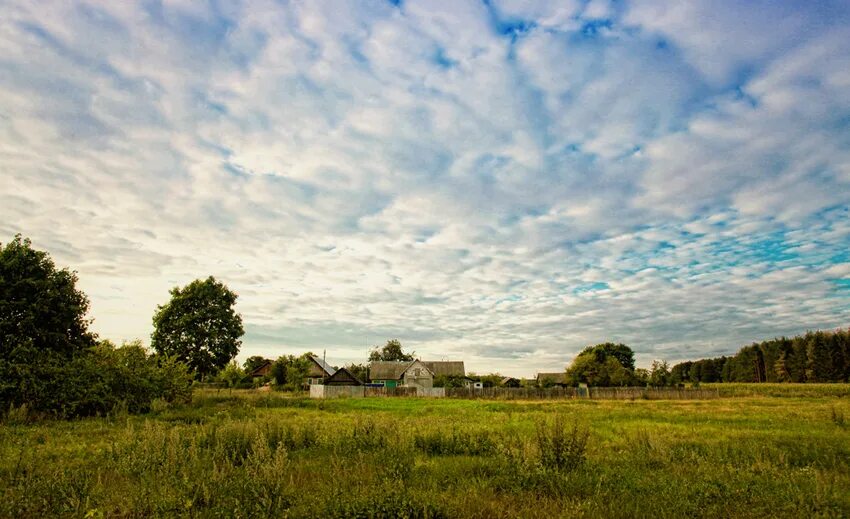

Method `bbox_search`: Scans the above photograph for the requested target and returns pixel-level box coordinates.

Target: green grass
[2,387,850,518]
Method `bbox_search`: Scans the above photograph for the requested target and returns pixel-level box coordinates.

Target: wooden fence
[364,386,418,397]
[444,387,720,400]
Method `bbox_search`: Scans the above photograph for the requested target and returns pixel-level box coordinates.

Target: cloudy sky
[1,0,849,375]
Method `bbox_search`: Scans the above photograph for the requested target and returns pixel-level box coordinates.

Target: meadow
[2,386,849,518]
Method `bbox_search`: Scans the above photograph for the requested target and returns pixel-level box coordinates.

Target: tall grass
[1,391,849,517]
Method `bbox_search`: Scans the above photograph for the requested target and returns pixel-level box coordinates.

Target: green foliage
[270,354,312,390]
[369,339,414,362]
[566,343,637,386]
[413,428,498,456]
[242,355,270,374]
[649,360,671,387]
[672,329,850,384]
[432,374,467,388]
[0,237,192,418]
[2,391,850,517]
[151,276,244,380]
[578,342,636,370]
[219,361,245,391]
[0,235,98,412]
[0,235,95,360]
[535,416,589,472]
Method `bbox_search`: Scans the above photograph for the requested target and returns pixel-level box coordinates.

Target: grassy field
[2,387,849,518]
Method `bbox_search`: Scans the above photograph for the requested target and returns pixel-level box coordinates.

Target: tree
[220,361,245,392]
[368,339,414,362]
[271,354,313,390]
[243,355,271,374]
[151,276,244,379]
[806,332,833,382]
[1,235,96,413]
[649,360,671,387]
[774,351,790,382]
[1,235,95,360]
[566,342,637,386]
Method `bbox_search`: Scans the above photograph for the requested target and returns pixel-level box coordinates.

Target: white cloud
[1,0,848,376]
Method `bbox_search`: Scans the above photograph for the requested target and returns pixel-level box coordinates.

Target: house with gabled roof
[249,360,273,378]
[368,360,434,389]
[325,367,363,386]
[422,361,465,377]
[306,355,335,385]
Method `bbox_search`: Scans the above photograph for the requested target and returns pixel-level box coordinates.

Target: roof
[249,360,273,377]
[422,361,465,377]
[369,361,413,380]
[369,360,434,380]
[536,372,567,384]
[310,355,335,376]
[501,376,518,384]
[325,367,363,386]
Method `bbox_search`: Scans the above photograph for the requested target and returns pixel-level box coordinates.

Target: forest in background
[672,329,850,384]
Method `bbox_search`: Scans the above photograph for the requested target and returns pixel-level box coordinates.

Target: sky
[1,0,849,376]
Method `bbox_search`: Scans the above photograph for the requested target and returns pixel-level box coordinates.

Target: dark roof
[369,361,413,380]
[501,376,518,384]
[369,360,434,380]
[422,361,465,377]
[310,355,335,376]
[249,360,273,377]
[325,367,363,386]
[536,372,567,384]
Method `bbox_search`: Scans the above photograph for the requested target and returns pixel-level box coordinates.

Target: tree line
[671,330,850,384]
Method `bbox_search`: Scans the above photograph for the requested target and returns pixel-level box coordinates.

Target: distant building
[325,367,363,386]
[500,376,521,388]
[536,372,569,388]
[249,360,273,378]
[306,355,335,385]
[368,360,434,389]
[422,361,465,377]
[422,360,476,388]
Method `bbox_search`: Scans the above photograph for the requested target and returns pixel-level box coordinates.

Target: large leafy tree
[151,276,244,379]
[576,342,635,371]
[566,342,637,386]
[369,339,414,362]
[1,235,95,360]
[1,235,97,411]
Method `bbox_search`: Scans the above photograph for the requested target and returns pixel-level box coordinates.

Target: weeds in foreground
[535,415,589,472]
[831,406,846,428]
[2,395,850,518]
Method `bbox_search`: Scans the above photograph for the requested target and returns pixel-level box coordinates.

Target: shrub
[535,415,589,472]
[1,340,193,420]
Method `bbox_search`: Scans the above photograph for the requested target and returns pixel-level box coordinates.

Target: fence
[310,385,719,400]
[364,386,418,397]
[444,387,718,400]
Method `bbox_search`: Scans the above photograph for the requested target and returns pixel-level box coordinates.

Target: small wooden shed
[501,376,521,388]
[325,367,364,386]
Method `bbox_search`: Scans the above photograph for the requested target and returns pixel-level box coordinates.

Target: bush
[1,340,193,420]
[535,415,589,472]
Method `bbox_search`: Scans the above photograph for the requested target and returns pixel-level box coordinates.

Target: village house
[422,360,477,388]
[306,355,335,385]
[325,367,363,386]
[368,360,434,389]
[249,360,273,378]
[501,376,521,388]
